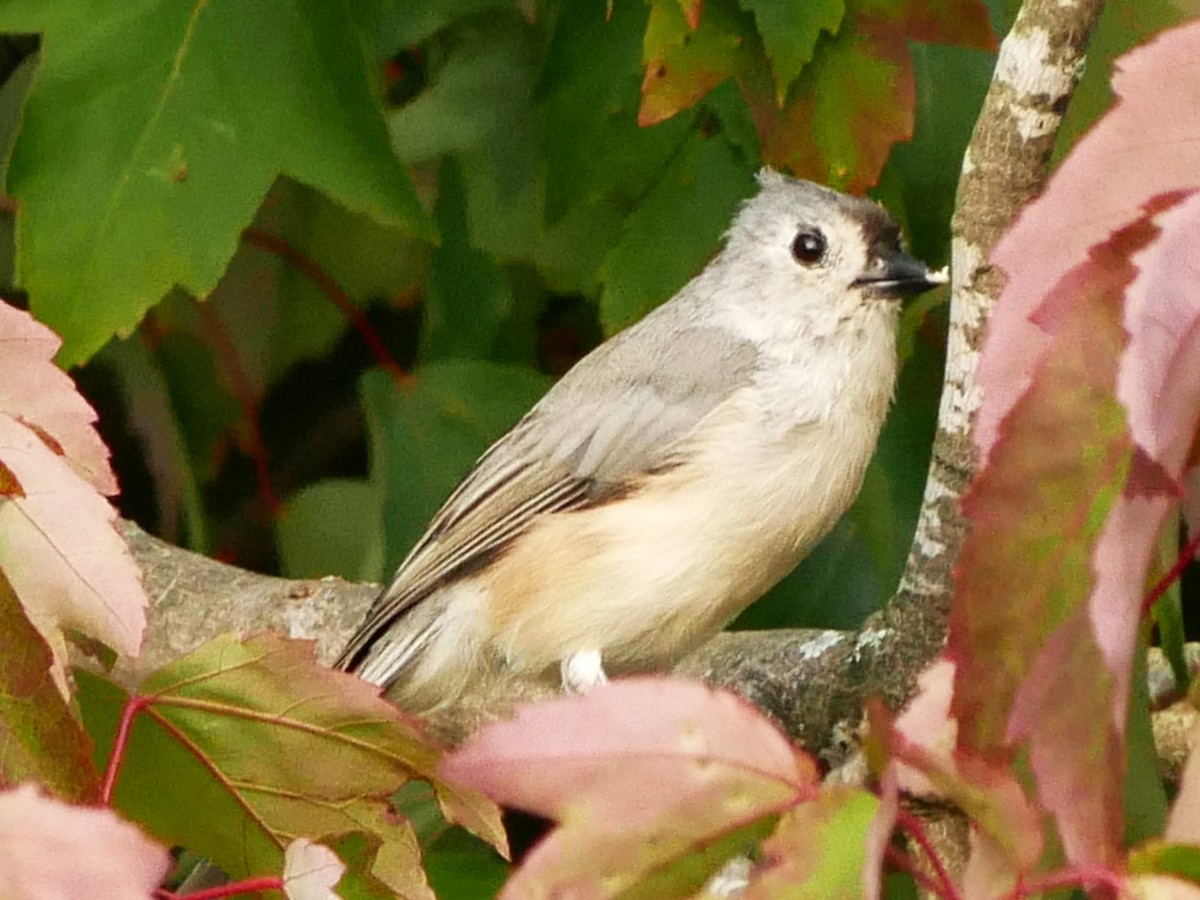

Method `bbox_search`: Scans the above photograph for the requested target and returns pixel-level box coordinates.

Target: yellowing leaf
[82,635,506,897]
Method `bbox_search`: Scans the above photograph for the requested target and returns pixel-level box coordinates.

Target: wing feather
[336,320,761,673]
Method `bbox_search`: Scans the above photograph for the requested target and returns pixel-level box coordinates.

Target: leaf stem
[241,227,414,388]
[1141,523,1200,617]
[153,876,284,898]
[895,809,962,900]
[100,694,152,806]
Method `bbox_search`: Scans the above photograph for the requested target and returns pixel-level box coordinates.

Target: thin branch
[241,227,414,388]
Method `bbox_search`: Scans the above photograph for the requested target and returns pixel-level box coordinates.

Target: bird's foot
[561,649,608,693]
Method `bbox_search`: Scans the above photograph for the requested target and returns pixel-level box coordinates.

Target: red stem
[100,695,152,805]
[896,809,962,900]
[154,876,285,899]
[1141,524,1200,617]
[194,301,281,515]
[241,227,414,388]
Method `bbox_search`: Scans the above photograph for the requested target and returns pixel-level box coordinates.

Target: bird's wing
[336,322,761,670]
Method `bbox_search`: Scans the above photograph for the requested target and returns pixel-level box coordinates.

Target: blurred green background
[0,0,1185,635]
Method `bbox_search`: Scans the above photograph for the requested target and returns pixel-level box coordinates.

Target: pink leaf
[0,413,148,677]
[1008,609,1123,867]
[0,782,170,899]
[443,677,818,898]
[893,658,957,798]
[980,20,1200,459]
[1120,193,1200,471]
[0,300,116,494]
[951,221,1147,760]
[867,699,1042,873]
[284,838,345,900]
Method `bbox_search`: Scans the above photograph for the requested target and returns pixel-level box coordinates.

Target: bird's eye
[791,228,826,265]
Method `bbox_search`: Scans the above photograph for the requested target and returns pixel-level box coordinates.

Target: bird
[336,168,946,711]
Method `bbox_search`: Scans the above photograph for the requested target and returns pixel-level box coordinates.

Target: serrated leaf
[0,300,116,493]
[639,0,764,128]
[982,19,1200,455]
[738,0,845,105]
[640,0,993,192]
[0,0,432,366]
[1009,609,1124,867]
[444,677,819,899]
[0,569,99,802]
[80,634,505,896]
[0,413,148,681]
[950,223,1150,760]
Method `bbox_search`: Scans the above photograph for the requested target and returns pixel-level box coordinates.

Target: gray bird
[337,169,945,710]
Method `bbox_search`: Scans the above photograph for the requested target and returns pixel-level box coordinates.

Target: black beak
[852,248,947,299]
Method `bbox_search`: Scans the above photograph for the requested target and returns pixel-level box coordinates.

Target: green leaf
[151,325,240,486]
[639,0,764,128]
[1130,841,1200,883]
[388,9,537,174]
[100,334,210,552]
[361,361,552,574]
[1124,636,1168,845]
[598,132,756,335]
[0,0,432,366]
[78,634,506,893]
[424,827,510,900]
[240,178,430,386]
[745,788,880,898]
[421,157,512,362]
[276,478,383,582]
[540,0,697,221]
[738,0,845,105]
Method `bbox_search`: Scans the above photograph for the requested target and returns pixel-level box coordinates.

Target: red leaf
[981,21,1200,457]
[1008,609,1124,867]
[951,222,1149,760]
[0,300,116,494]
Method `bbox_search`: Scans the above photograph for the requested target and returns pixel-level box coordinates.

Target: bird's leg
[560,649,608,693]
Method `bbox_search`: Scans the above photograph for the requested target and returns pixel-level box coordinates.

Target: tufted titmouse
[337,169,946,710]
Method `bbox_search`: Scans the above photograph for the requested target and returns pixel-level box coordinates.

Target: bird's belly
[482,409,877,674]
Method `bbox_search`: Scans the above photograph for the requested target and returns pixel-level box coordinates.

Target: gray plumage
[336,170,943,705]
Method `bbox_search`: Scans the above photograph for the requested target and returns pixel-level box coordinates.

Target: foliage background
[0,0,1180,628]
[0,0,1195,892]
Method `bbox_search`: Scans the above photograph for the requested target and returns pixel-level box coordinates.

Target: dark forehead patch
[844,197,900,246]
